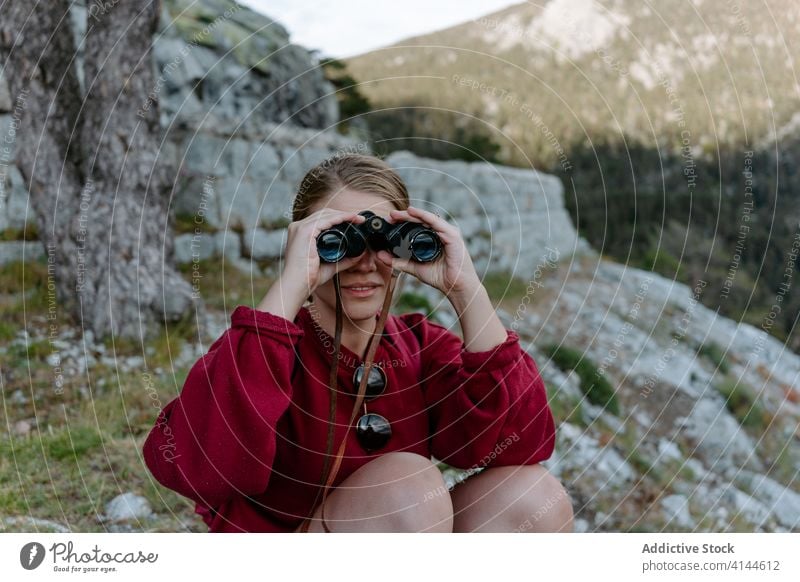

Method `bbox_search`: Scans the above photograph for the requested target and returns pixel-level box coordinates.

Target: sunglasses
[352,363,391,452]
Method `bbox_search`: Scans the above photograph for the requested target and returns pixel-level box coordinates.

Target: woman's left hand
[376,206,482,299]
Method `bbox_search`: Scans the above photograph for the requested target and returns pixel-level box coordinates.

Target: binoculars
[317,210,442,263]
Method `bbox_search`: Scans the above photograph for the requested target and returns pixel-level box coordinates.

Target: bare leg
[295,452,454,532]
[450,464,573,532]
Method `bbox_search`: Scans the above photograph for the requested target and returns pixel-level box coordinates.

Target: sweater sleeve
[142,305,304,509]
[403,313,555,471]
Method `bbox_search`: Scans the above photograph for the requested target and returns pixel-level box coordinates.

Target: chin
[342,296,384,322]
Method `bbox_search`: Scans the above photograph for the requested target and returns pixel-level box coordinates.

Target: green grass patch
[542,344,620,415]
[394,291,436,318]
[481,271,529,303]
[697,342,730,374]
[716,376,771,431]
[173,212,218,235]
[0,223,39,241]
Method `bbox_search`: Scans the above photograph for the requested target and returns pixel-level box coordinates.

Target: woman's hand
[377,206,507,352]
[281,208,367,296]
[258,209,366,320]
[376,206,482,299]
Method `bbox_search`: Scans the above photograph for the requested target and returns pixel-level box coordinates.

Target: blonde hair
[292,153,409,221]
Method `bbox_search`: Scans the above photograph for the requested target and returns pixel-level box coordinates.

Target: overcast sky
[238,0,520,58]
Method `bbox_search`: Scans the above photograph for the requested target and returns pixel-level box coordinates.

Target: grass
[394,291,436,318]
[542,343,620,415]
[480,270,529,304]
[0,428,204,532]
[177,256,275,311]
[173,212,218,235]
[0,223,39,241]
[715,376,772,432]
[544,382,587,427]
[697,341,730,374]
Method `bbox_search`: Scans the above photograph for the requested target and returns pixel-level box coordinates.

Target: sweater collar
[296,305,400,372]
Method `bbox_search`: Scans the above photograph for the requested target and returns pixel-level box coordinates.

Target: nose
[349,248,378,271]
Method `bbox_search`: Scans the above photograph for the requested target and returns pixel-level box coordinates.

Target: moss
[542,343,620,415]
[480,271,529,302]
[697,342,730,374]
[394,292,435,317]
[716,376,771,432]
[260,216,291,230]
[0,223,39,241]
[174,212,217,234]
[45,427,104,461]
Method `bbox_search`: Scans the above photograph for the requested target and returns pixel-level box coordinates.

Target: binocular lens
[317,231,347,263]
[409,232,441,262]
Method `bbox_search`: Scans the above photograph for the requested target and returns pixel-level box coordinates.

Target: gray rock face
[384,151,586,277]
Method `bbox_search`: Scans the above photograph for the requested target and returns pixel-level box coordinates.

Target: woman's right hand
[280,208,367,297]
[257,209,366,320]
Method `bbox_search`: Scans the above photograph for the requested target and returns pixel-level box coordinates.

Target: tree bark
[1,0,197,340]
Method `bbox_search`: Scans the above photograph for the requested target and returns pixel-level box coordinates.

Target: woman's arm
[447,279,507,353]
[142,306,303,509]
[403,312,555,471]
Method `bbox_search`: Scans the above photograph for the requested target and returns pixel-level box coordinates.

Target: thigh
[450,464,573,532]
[295,451,453,532]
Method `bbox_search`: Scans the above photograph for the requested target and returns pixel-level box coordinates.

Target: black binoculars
[316,210,442,263]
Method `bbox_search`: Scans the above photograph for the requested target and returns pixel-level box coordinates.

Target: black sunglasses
[352,364,391,452]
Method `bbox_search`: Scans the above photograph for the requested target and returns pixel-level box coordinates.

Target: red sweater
[143,305,555,532]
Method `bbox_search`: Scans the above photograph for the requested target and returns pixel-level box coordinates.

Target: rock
[546,423,636,487]
[0,67,11,112]
[103,493,153,523]
[679,397,763,472]
[660,494,695,529]
[0,241,45,265]
[243,228,286,261]
[657,438,683,463]
[174,232,217,264]
[734,471,800,530]
[13,420,31,437]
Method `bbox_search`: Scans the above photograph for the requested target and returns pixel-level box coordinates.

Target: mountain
[345,0,800,167]
[343,0,800,353]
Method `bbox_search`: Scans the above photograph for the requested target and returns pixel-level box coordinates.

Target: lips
[341,281,382,297]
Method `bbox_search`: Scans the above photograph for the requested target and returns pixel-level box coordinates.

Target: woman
[143,153,573,533]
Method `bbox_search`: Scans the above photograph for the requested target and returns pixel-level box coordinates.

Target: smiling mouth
[341,284,381,296]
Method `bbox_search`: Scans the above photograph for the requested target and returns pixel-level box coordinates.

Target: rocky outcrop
[506,252,800,532]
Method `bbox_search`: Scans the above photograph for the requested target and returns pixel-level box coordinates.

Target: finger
[405,206,459,236]
[389,208,459,242]
[305,212,366,238]
[377,250,419,278]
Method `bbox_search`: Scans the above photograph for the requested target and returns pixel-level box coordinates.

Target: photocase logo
[20,542,46,570]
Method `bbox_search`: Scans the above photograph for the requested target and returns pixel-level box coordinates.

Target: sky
[238,0,521,59]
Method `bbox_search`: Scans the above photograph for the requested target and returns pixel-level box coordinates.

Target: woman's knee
[508,465,574,532]
[308,452,453,532]
[451,464,573,532]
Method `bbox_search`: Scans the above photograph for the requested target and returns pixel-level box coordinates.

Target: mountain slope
[345,0,800,168]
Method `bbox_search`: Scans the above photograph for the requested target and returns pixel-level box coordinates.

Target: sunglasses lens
[353,364,387,400]
[356,413,392,452]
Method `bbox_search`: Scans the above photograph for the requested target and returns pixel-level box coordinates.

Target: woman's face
[309,188,398,328]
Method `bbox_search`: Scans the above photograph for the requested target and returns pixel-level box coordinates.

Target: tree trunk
[1,0,197,340]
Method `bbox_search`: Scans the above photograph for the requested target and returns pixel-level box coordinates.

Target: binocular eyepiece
[317,210,442,264]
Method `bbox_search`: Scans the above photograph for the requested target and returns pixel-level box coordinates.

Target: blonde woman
[144,153,573,533]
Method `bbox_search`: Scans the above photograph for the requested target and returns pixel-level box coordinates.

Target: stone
[103,493,153,523]
[243,228,285,261]
[174,232,216,264]
[660,494,695,529]
[0,67,11,113]
[0,241,45,265]
[734,471,800,530]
